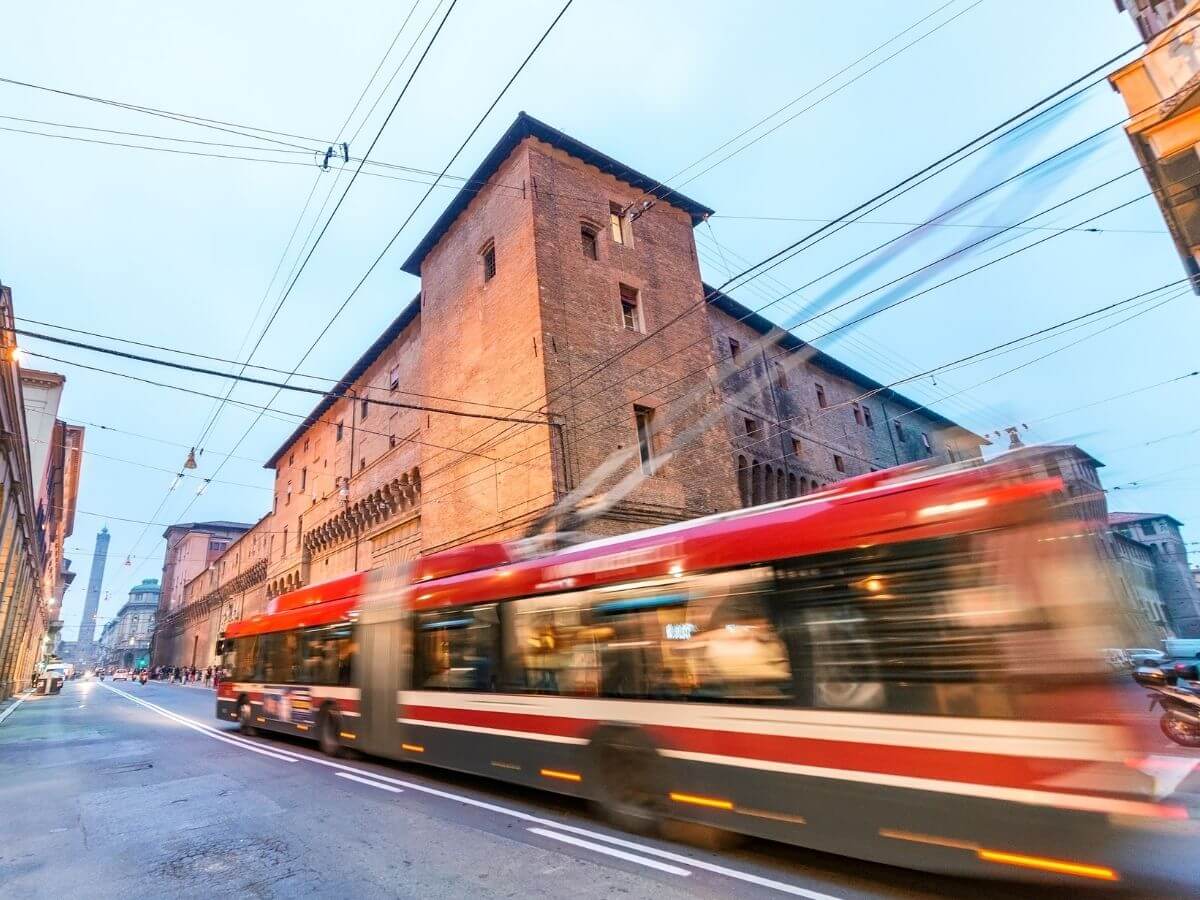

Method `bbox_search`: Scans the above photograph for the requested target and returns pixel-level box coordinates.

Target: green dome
[129,578,160,594]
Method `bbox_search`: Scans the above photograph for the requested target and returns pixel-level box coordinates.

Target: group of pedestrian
[148,665,219,688]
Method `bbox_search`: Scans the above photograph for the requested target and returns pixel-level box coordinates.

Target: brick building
[1110,512,1200,636]
[151,520,254,672]
[153,114,982,669]
[1111,530,1171,643]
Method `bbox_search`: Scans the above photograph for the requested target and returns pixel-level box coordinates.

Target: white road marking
[336,771,404,793]
[0,690,33,726]
[103,686,845,898]
[528,827,691,876]
[100,684,299,763]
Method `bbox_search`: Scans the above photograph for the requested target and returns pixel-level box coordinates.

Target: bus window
[508,569,790,702]
[415,605,498,691]
[681,569,790,701]
[773,534,1064,718]
[298,624,355,686]
[237,636,261,682]
[259,632,301,684]
[506,594,599,695]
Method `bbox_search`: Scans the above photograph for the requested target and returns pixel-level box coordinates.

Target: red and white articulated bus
[216,456,1198,885]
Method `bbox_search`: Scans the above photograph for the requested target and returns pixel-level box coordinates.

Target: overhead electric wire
[23,349,540,470]
[201,0,576,508]
[382,274,1195,513]
[19,404,263,465]
[656,285,1192,487]
[14,312,548,412]
[9,324,551,423]
[637,0,986,213]
[26,436,271,492]
[711,212,1165,234]
[1020,370,1199,429]
[0,74,328,150]
[404,36,1169,493]
[424,166,1186,505]
[190,0,461,449]
[114,3,465,582]
[627,0,978,212]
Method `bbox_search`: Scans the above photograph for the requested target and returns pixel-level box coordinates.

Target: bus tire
[318,706,344,757]
[238,697,256,736]
[588,725,663,835]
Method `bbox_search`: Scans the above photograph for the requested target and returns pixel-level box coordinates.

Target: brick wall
[528,139,740,531]
[416,143,557,551]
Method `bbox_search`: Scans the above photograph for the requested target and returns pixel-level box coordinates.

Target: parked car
[111,669,133,682]
[1125,648,1167,666]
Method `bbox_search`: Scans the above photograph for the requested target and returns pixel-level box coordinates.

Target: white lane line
[528,828,691,876]
[295,757,842,899]
[101,684,298,763]
[336,771,404,793]
[102,689,843,898]
[0,690,33,726]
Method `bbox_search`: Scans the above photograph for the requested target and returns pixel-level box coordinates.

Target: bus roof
[222,458,1066,639]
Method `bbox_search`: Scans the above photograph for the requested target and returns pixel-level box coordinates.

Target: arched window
[763,465,775,502]
[737,455,750,507]
[751,460,763,505]
[776,469,786,501]
[787,472,798,499]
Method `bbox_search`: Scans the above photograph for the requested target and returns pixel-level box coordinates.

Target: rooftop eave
[400,112,714,277]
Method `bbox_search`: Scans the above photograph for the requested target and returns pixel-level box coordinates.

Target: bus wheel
[319,707,344,757]
[238,698,256,736]
[589,726,662,835]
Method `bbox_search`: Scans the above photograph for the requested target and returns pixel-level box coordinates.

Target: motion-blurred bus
[216,454,1197,885]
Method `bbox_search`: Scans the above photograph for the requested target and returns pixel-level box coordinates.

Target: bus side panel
[357,616,406,757]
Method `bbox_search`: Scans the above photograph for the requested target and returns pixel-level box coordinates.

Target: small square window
[288,453,294,466]
[389,366,400,391]
[791,437,802,457]
[894,421,906,442]
[620,284,640,332]
[728,337,741,360]
[336,421,344,442]
[481,240,496,281]
[863,406,874,428]
[610,202,626,245]
[389,434,397,449]
[360,458,367,472]
[815,383,827,408]
[744,417,761,439]
[921,432,932,453]
[833,455,846,473]
[775,365,788,390]
[852,403,862,425]
[300,467,307,491]
[581,225,598,260]
[360,397,369,420]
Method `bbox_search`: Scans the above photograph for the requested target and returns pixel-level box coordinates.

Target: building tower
[75,526,110,647]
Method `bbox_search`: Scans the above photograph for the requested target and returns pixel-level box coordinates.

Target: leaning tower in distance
[75,526,110,650]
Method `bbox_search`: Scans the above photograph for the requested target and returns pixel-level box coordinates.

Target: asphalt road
[0,679,1193,899]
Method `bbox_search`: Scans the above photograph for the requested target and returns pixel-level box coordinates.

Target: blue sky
[2,1,1194,633]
